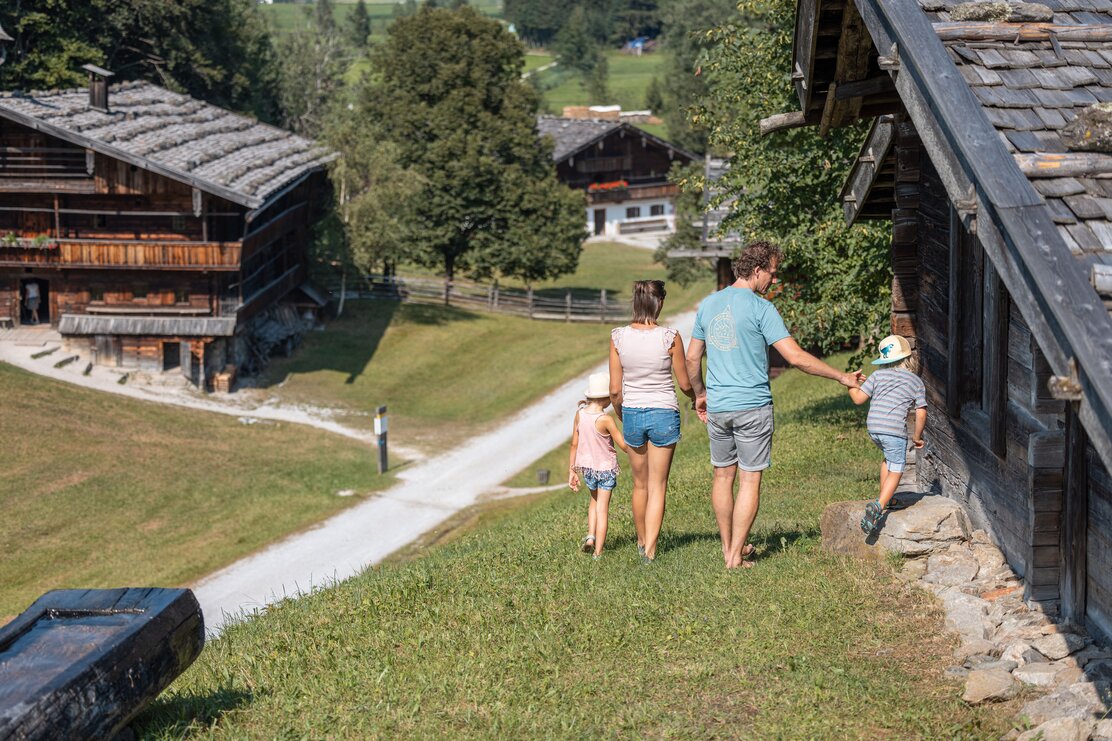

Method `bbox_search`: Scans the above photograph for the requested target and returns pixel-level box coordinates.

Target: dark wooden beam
[840,115,896,225]
[934,21,1112,42]
[983,258,1009,457]
[827,0,876,129]
[834,75,896,100]
[791,0,822,112]
[947,204,963,417]
[1061,402,1089,623]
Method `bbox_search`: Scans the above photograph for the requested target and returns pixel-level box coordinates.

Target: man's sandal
[581,535,596,553]
[859,500,885,534]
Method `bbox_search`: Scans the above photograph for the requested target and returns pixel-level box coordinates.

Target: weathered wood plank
[934,21,1112,43]
[1014,152,1112,178]
[0,588,204,739]
[1062,403,1089,622]
[983,259,1009,457]
[947,204,962,417]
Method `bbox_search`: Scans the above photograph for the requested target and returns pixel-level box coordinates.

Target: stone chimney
[81,64,114,113]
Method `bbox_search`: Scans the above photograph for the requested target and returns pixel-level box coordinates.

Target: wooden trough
[0,588,204,739]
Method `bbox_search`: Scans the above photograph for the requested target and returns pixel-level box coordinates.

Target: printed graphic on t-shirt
[708,306,738,352]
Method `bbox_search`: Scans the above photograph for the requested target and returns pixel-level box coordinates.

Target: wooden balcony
[586,182,678,205]
[0,238,241,271]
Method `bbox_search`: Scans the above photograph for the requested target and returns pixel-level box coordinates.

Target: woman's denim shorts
[869,432,908,473]
[622,407,681,448]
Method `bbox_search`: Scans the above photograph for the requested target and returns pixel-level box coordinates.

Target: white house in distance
[537,113,699,238]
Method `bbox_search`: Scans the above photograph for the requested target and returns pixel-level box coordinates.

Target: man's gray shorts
[707,405,774,471]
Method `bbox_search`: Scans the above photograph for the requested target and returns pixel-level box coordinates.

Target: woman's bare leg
[627,445,649,550]
[642,443,676,560]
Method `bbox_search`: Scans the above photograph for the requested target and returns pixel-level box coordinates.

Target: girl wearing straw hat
[568,372,631,559]
[848,334,928,533]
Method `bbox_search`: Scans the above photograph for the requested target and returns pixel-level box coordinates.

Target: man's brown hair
[632,279,666,323]
[732,240,783,280]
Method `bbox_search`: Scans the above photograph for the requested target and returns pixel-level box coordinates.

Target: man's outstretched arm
[772,336,864,388]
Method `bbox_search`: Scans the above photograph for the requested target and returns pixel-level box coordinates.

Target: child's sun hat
[871,334,912,366]
[584,372,612,399]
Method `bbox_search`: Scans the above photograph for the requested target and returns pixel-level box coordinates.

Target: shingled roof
[0,81,335,209]
[785,0,1112,469]
[536,115,698,163]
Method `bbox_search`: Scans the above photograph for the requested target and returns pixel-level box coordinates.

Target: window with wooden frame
[946,205,1008,457]
[174,287,189,305]
[132,283,148,301]
[626,206,641,219]
[89,284,104,303]
[650,204,665,216]
[171,214,186,232]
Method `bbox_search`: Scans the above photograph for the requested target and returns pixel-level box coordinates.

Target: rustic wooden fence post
[492,279,500,311]
[600,288,607,323]
[443,279,451,307]
[528,287,534,319]
[565,289,571,323]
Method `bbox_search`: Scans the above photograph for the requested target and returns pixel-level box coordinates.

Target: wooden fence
[338,275,632,323]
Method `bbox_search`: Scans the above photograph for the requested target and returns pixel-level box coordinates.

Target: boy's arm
[912,407,927,448]
[568,412,580,491]
[848,388,870,405]
[599,414,631,455]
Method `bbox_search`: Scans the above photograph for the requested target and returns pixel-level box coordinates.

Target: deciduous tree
[355,5,585,281]
[684,0,891,356]
[0,0,281,122]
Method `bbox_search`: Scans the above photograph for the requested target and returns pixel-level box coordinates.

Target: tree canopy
[0,0,280,122]
[687,0,891,356]
[351,5,585,283]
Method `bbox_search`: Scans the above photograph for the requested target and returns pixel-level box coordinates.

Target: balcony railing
[0,238,241,271]
[586,182,678,204]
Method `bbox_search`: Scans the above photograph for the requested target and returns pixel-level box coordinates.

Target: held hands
[912,437,925,449]
[694,394,708,424]
[568,469,580,492]
[839,369,866,389]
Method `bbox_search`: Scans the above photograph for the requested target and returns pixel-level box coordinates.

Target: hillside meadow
[139,359,1014,738]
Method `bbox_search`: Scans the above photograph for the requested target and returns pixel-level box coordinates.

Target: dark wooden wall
[0,272,217,324]
[905,132,1112,634]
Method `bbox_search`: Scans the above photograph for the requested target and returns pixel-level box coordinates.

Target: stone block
[963,668,1019,704]
[1034,633,1090,661]
[1063,103,1112,153]
[821,495,972,561]
[1013,662,1061,686]
[1016,717,1095,741]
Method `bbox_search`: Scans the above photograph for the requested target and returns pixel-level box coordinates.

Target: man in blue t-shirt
[685,241,864,569]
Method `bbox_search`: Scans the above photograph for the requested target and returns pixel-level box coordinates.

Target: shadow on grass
[776,393,861,428]
[137,686,253,737]
[258,299,480,388]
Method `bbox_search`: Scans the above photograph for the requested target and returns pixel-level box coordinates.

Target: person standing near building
[685,241,864,569]
[23,281,40,325]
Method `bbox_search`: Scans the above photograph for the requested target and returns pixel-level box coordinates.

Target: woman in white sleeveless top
[609,280,696,563]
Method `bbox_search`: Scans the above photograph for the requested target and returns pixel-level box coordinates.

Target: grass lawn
[537,49,667,113]
[139,358,1013,738]
[0,363,392,621]
[522,51,554,74]
[260,242,714,450]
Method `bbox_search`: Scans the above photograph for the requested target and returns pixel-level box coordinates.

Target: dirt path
[193,309,696,634]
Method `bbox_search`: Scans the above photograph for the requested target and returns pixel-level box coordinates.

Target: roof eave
[0,104,263,208]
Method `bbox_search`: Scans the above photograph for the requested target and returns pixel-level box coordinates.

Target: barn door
[593,209,606,235]
[94,335,121,366]
[180,341,192,380]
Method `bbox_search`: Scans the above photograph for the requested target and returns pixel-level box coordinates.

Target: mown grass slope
[260,242,714,450]
[0,363,389,620]
[140,360,1011,738]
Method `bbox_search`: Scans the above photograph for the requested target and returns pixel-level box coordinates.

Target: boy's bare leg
[878,464,902,510]
[711,464,737,564]
[727,469,762,568]
[594,488,612,556]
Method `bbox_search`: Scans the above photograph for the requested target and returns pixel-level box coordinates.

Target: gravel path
[193,309,696,635]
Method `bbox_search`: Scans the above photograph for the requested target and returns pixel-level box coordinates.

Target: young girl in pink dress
[568,372,630,559]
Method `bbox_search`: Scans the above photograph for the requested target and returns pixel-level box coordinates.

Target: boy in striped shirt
[849,335,927,533]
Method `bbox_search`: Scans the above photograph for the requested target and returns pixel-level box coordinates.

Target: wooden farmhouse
[776,0,1112,632]
[0,73,333,387]
[537,115,698,238]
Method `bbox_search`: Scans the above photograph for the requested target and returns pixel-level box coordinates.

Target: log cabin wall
[910,150,1069,607]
